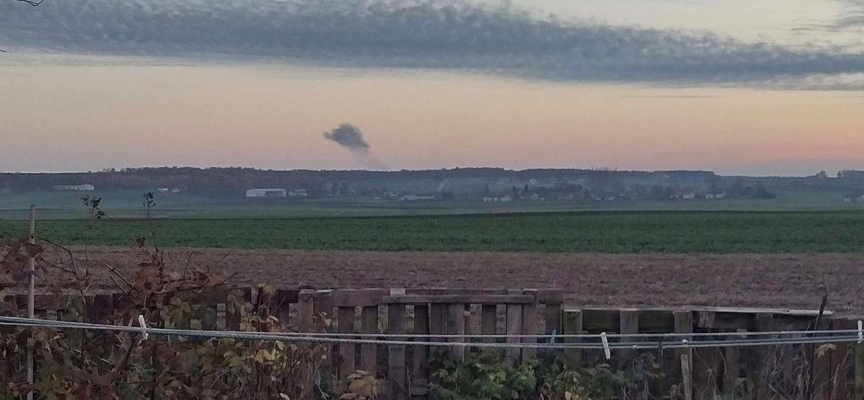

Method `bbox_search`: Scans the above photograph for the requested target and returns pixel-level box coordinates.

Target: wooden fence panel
[411,305,430,400]
[360,306,379,374]
[563,309,583,369]
[481,305,498,341]
[447,303,466,360]
[674,311,694,400]
[225,287,252,331]
[388,304,408,400]
[522,294,538,363]
[338,306,357,379]
[506,302,523,365]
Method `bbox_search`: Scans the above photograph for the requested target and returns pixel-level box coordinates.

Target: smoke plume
[323,123,388,170]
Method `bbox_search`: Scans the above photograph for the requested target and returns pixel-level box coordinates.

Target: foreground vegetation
[1,211,863,253]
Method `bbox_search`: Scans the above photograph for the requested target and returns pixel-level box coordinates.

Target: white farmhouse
[246,189,287,198]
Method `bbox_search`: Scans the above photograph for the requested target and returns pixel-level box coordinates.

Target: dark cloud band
[2,0,863,89]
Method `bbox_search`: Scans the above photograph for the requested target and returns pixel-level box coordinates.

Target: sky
[1,0,863,176]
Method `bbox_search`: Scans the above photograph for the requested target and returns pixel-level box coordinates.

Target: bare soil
[34,246,864,316]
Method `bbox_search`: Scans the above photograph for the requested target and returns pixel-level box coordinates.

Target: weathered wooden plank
[411,305,430,400]
[637,309,675,332]
[674,311,694,400]
[197,296,217,331]
[682,353,694,400]
[753,313,775,400]
[430,304,448,342]
[225,287,252,331]
[693,347,720,400]
[506,303,523,365]
[856,336,864,400]
[360,306,378,374]
[832,319,851,400]
[482,305,498,341]
[385,294,535,305]
[815,338,833,400]
[562,309,583,369]
[297,290,315,333]
[723,331,742,396]
[534,289,564,305]
[338,306,357,379]
[619,309,639,364]
[582,309,620,332]
[271,289,296,328]
[389,304,408,400]
[405,288,506,296]
[522,298,538,362]
[544,304,562,336]
[313,290,334,323]
[87,294,113,324]
[313,290,334,387]
[332,289,390,307]
[447,304,467,360]
[690,306,833,317]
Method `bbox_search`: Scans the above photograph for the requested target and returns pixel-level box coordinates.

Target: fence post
[26,204,35,400]
[674,310,693,400]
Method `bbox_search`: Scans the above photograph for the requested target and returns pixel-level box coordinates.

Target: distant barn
[245,189,287,198]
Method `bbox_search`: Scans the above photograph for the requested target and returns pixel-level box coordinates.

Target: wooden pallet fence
[2,288,857,400]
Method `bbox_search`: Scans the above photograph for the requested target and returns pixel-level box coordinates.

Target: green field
[1,211,862,253]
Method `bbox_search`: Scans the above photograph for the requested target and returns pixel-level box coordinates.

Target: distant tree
[707,182,722,195]
[649,185,666,200]
[754,183,776,199]
[523,184,530,195]
[482,184,492,198]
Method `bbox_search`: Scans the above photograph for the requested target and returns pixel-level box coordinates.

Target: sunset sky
[1,0,863,176]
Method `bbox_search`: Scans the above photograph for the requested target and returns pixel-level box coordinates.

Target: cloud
[324,124,371,151]
[323,123,388,170]
[2,0,864,89]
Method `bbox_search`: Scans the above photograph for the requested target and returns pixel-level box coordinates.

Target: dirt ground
[33,246,864,316]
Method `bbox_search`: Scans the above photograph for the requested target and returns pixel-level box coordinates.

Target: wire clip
[858,321,862,344]
[601,332,611,360]
[138,315,149,341]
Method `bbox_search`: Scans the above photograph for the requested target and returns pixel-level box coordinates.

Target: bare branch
[103,263,138,293]
[15,0,45,7]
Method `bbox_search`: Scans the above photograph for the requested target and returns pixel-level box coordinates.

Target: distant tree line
[0,167,717,197]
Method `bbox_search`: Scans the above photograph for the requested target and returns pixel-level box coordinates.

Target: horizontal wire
[0,316,853,340]
[1,316,861,351]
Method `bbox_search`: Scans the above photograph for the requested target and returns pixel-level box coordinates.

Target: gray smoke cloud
[323,124,388,170]
[1,0,863,89]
